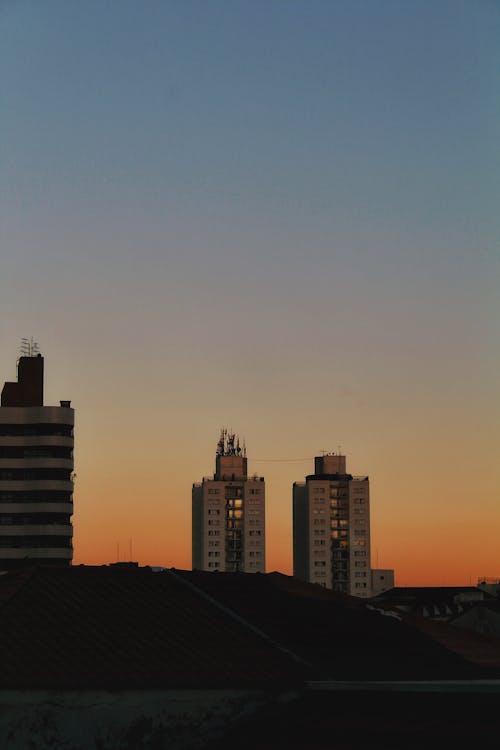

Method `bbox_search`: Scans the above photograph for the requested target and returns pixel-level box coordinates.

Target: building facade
[293,453,372,597]
[192,431,265,573]
[0,351,74,570]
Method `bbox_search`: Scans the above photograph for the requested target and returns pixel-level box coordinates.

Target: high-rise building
[293,453,372,597]
[192,430,265,573]
[0,347,74,570]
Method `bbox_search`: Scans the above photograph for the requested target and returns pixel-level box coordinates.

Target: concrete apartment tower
[293,453,372,597]
[192,430,265,572]
[0,344,74,570]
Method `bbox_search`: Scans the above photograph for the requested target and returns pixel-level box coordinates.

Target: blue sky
[1,1,499,579]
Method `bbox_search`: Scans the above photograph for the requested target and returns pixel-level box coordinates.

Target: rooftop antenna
[337,444,342,456]
[20,337,40,358]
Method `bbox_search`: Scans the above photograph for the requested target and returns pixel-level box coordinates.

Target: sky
[1,0,498,585]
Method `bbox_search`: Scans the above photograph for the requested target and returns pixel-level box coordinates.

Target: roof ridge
[169,570,312,669]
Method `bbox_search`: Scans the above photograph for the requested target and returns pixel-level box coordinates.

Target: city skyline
[1,2,498,586]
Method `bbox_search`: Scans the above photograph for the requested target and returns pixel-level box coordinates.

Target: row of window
[0,447,73,460]
[0,424,73,437]
[207,488,261,496]
[208,529,264,537]
[0,491,72,503]
[0,513,71,525]
[0,536,72,548]
[0,469,72,481]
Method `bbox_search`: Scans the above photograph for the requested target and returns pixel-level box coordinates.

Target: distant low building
[372,585,500,638]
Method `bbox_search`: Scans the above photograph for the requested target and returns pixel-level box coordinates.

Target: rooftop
[0,567,499,690]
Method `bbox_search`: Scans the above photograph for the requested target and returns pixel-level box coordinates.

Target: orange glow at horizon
[71,425,499,587]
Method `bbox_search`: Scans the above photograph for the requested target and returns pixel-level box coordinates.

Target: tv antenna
[20,337,40,358]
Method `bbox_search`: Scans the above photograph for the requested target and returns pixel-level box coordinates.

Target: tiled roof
[181,571,484,679]
[370,587,500,668]
[0,567,496,690]
[0,566,308,689]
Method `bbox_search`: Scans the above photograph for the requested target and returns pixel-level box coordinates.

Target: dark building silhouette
[0,566,499,747]
[0,350,74,569]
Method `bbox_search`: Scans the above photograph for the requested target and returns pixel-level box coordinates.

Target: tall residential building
[293,453,372,597]
[192,430,265,573]
[0,348,74,570]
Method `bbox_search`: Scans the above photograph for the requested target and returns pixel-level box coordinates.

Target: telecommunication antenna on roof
[20,337,40,358]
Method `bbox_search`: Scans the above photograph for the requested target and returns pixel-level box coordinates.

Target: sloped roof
[0,566,496,690]
[0,566,308,689]
[181,571,484,679]
[370,587,500,668]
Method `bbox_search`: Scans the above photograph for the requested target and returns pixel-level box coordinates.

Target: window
[208,530,220,536]
[354,550,366,557]
[314,561,326,567]
[208,489,220,495]
[208,509,220,516]
[355,572,367,578]
[355,582,367,588]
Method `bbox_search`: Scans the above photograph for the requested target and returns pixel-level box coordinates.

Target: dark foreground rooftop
[0,565,306,689]
[1,565,499,691]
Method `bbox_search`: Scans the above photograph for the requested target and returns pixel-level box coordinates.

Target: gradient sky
[1,0,498,585]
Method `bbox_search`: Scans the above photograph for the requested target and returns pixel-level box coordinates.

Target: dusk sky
[1,1,498,584]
